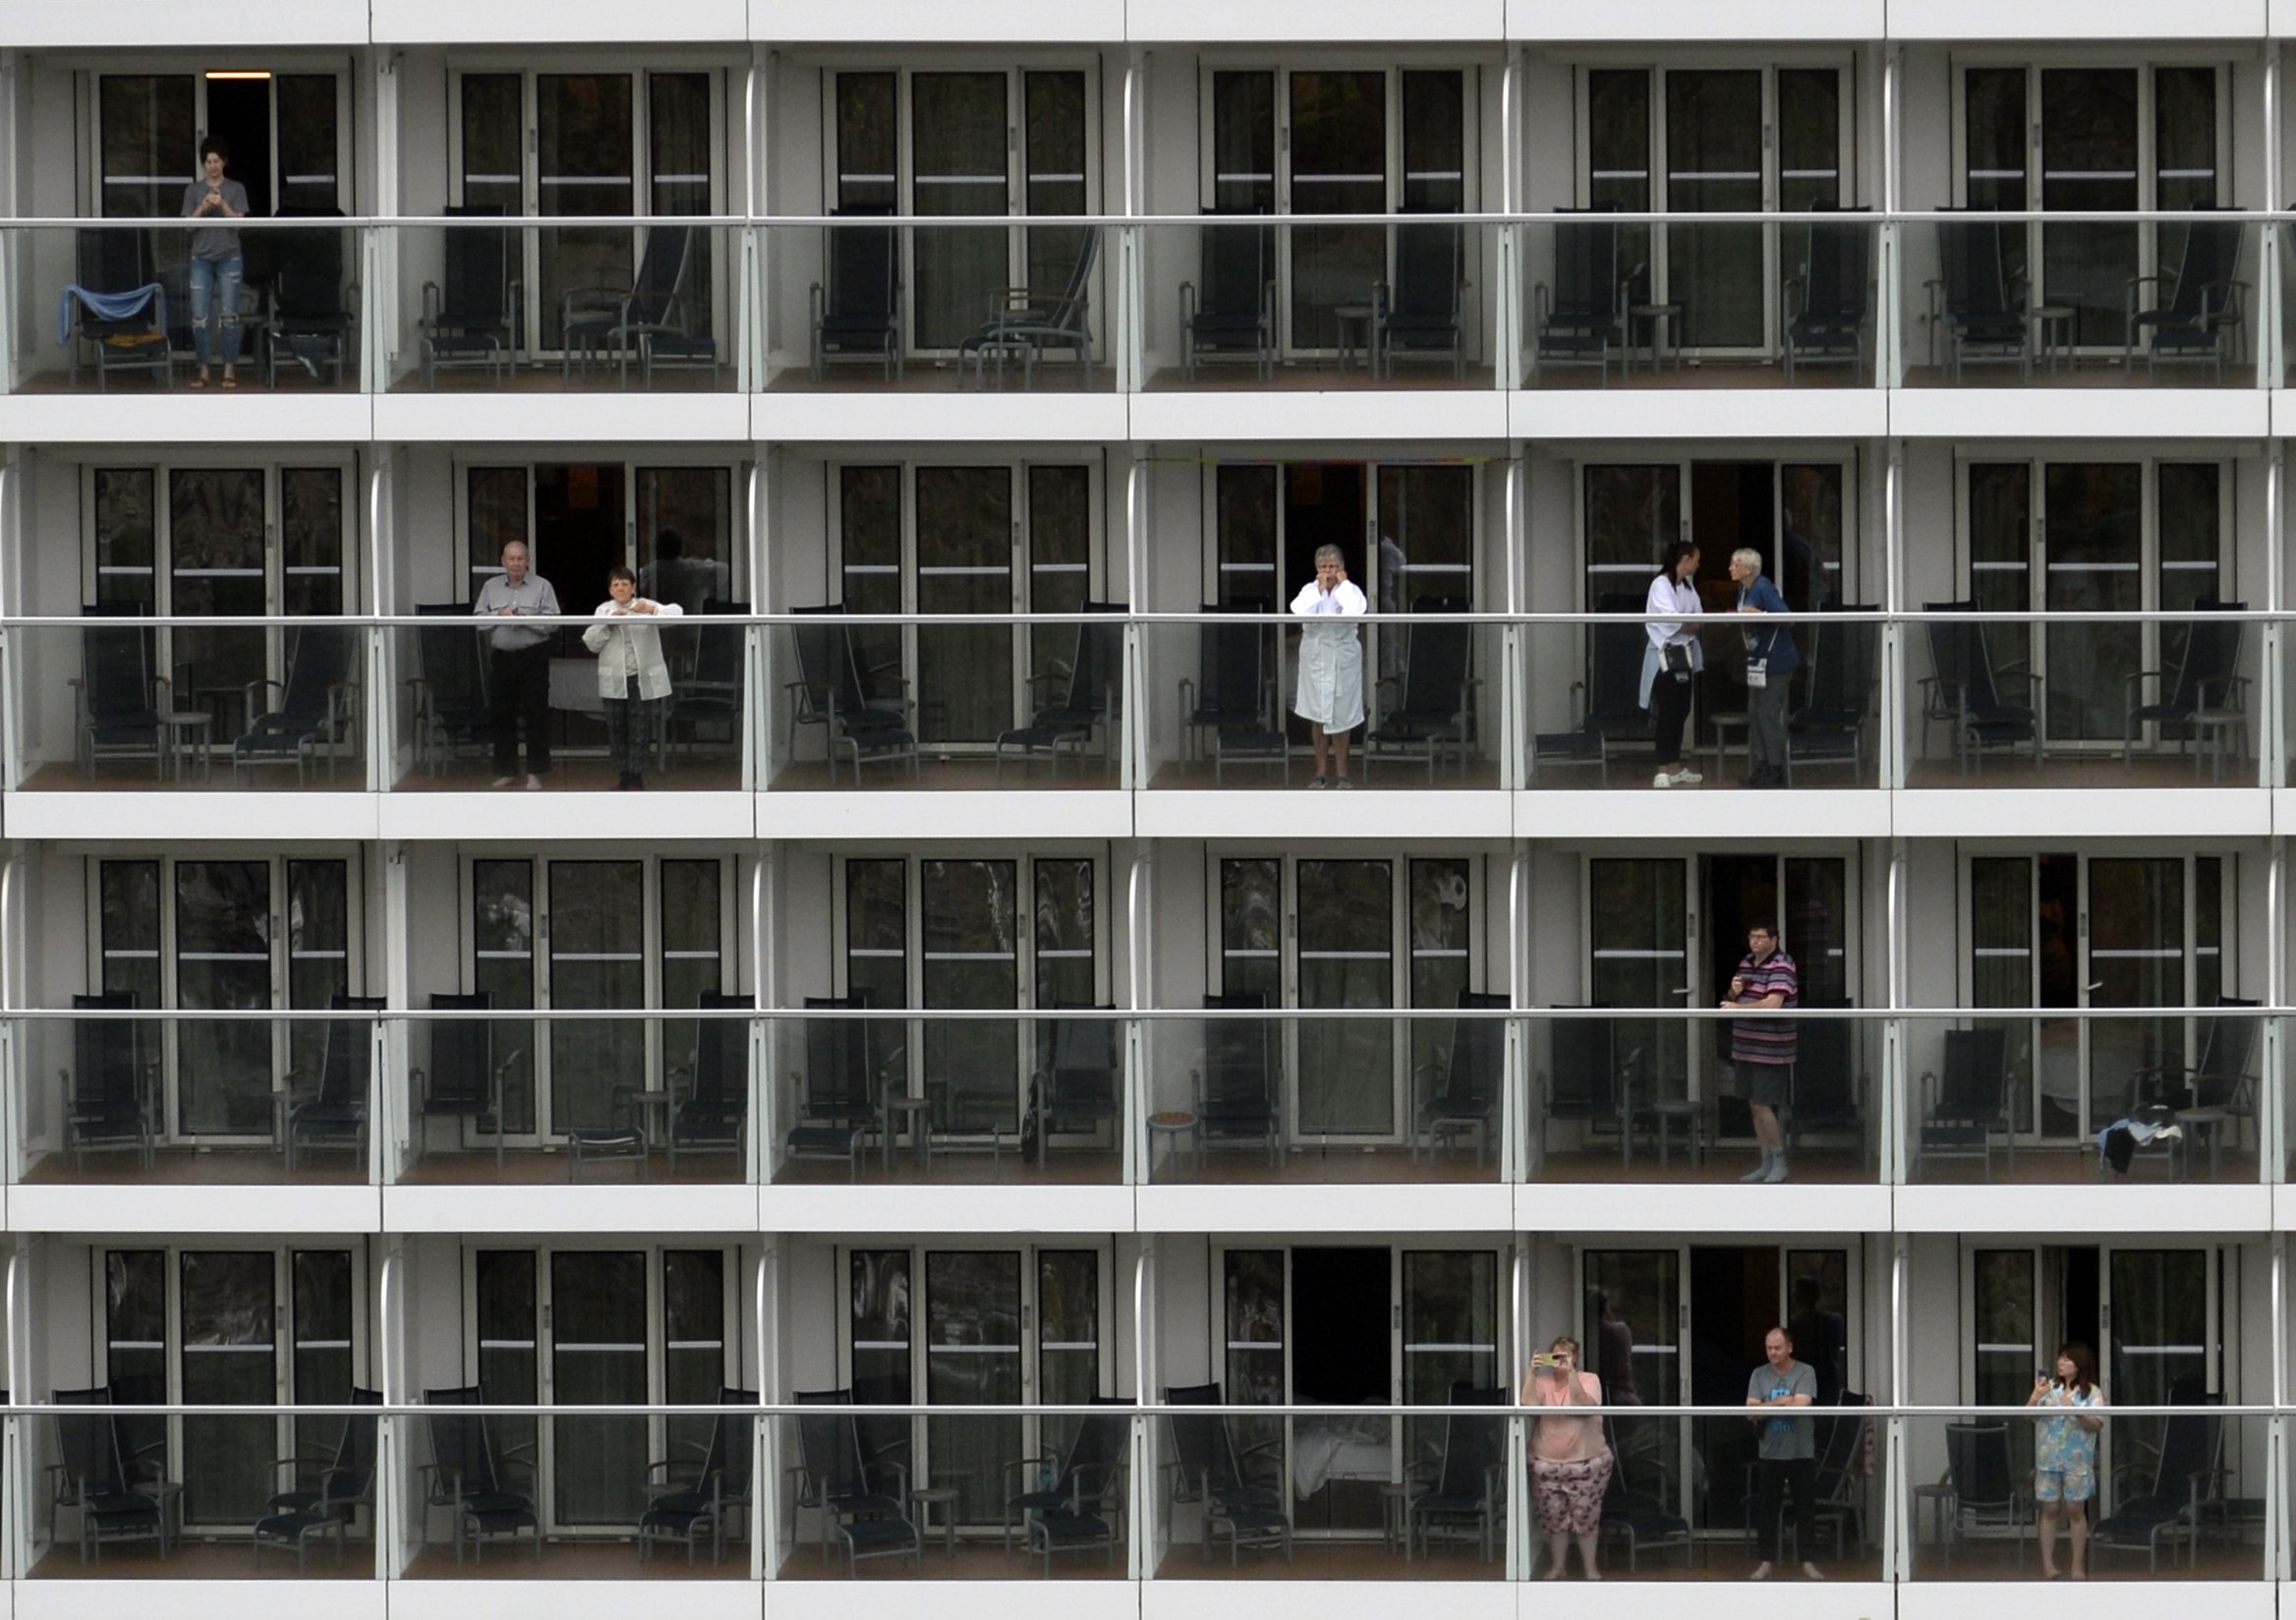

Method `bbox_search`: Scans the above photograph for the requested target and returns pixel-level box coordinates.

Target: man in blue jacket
[1730,549,1802,787]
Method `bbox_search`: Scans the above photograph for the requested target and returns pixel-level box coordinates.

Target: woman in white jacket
[1291,543,1367,787]
[582,566,684,789]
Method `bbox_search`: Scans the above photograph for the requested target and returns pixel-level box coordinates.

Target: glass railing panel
[1902,610,2263,789]
[1141,611,1498,790]
[1902,1011,2265,1186]
[1135,216,1496,393]
[17,1012,376,1187]
[1901,214,2262,390]
[1519,215,1882,392]
[389,615,750,792]
[10,621,373,792]
[763,217,1114,395]
[765,614,1127,792]
[1523,611,1881,791]
[768,1012,1124,1187]
[18,219,368,397]
[394,1011,750,1186]
[1525,1012,1881,1186]
[383,219,737,395]
[29,1406,380,1577]
[1905,1409,2267,1581]
[1139,1012,1506,1186]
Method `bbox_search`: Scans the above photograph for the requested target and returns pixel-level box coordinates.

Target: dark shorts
[1742,1063,1791,1110]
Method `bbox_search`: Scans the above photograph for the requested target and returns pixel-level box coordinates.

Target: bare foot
[1584,1565,1603,1581]
[1540,1563,1564,1581]
[1801,1562,1825,1581]
[1749,1561,1773,1581]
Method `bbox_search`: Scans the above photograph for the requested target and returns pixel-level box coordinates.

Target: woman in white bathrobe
[582,565,684,789]
[1290,543,1367,787]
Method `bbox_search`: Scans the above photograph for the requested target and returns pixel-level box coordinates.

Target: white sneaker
[525,774,544,790]
[1672,767,1703,784]
[1763,1157,1790,1184]
[1652,771,1674,788]
[491,776,516,788]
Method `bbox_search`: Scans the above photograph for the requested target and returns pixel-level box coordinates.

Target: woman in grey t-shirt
[179,137,250,387]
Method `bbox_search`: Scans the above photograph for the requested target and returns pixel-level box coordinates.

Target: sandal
[220,372,237,389]
[1308,775,1328,789]
[189,372,207,389]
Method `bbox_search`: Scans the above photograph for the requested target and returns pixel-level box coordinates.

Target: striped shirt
[1730,949,1800,1067]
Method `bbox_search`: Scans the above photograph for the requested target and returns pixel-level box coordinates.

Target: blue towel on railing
[59,282,161,345]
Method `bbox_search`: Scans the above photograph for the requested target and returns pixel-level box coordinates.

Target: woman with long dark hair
[1641,542,1704,787]
[2027,1341,2105,1578]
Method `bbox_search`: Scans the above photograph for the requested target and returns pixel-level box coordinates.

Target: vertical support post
[755,1243,777,1579]
[1880,440,1904,788]
[753,847,774,1186]
[1885,837,1908,1185]
[1501,453,1524,790]
[1882,1233,1910,1581]
[1130,1240,1156,1578]
[1879,44,1903,386]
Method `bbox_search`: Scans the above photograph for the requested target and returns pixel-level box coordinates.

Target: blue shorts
[2034,1463,2095,1504]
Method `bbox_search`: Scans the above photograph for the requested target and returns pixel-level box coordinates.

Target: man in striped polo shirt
[1723,922,1800,1184]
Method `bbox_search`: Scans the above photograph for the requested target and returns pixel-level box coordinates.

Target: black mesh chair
[67,228,170,390]
[420,202,516,385]
[1163,1382,1292,1566]
[669,990,749,1173]
[1531,605,1649,783]
[792,1388,920,1574]
[1179,602,1288,784]
[414,991,520,1169]
[266,207,355,387]
[2126,214,2245,379]
[410,604,493,777]
[997,604,1125,781]
[1197,993,1280,1165]
[787,608,919,784]
[51,1386,165,1564]
[2092,1381,2224,1571]
[74,610,169,779]
[1003,1395,1133,1569]
[1531,208,1624,385]
[233,624,359,782]
[1376,213,1466,378]
[2123,605,2247,774]
[1942,1420,2029,1569]
[1929,212,2031,383]
[61,992,154,1171]
[1539,1013,1627,1162]
[562,221,694,386]
[253,1387,380,1571]
[1921,602,2040,773]
[639,1386,756,1566]
[812,205,901,381]
[1414,990,1507,1166]
[1182,211,1275,379]
[421,1384,540,1564]
[1028,1007,1121,1163]
[1915,1028,2013,1181]
[787,994,890,1180]
[1366,599,1473,781]
[1783,206,1871,382]
[1406,1383,1508,1561]
[285,994,383,1172]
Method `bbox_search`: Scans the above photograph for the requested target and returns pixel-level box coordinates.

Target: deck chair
[792,1388,921,1574]
[1784,207,1871,382]
[1028,1007,1120,1163]
[422,1385,539,1564]
[414,991,519,1168]
[1377,213,1466,378]
[61,991,154,1172]
[2124,604,2246,770]
[1004,1395,1133,1569]
[285,994,383,1172]
[1407,1383,1508,1562]
[1942,1421,2028,1568]
[787,608,919,785]
[787,994,888,1180]
[812,205,902,381]
[1197,993,1281,1165]
[1530,603,1649,783]
[1179,603,1288,784]
[253,1386,380,1571]
[1163,1383,1292,1566]
[639,1386,756,1567]
[997,604,1125,781]
[668,990,749,1172]
[2143,997,2260,1181]
[233,624,359,782]
[1788,608,1878,783]
[1785,1004,1864,1167]
[959,224,1100,387]
[266,207,355,387]
[1929,213,2031,383]
[665,597,748,770]
[1531,208,1624,385]
[74,610,168,779]
[410,604,493,776]
[1366,599,1472,781]
[1182,211,1275,380]
[1599,1460,1693,1572]
[2093,1381,2224,1571]
[52,1387,165,1564]
[562,221,694,386]
[1921,602,2040,773]
[1915,1028,2013,1181]
[66,228,171,390]
[1538,1013,1628,1161]
[2127,214,2245,379]
[1414,990,1506,1165]
[421,203,515,386]
[1810,1392,1871,1557]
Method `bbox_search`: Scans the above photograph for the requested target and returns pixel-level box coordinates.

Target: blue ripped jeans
[188,253,245,367]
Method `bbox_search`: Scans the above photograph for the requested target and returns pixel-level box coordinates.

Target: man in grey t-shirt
[473,540,560,786]
[1746,1325,1822,1581]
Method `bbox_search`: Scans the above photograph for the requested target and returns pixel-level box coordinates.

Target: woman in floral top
[2026,1341,2105,1579]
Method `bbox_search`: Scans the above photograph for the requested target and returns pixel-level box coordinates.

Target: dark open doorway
[203,79,276,221]
[536,464,627,635]
[1291,1244,1391,1534]
[1283,465,1366,744]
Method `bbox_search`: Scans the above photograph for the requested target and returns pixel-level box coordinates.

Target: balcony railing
[6,210,2286,398]
[13,1397,2283,1584]
[8,1005,2286,1188]
[12,607,2287,794]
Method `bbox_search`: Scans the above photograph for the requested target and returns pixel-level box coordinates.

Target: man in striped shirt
[1723,922,1800,1184]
